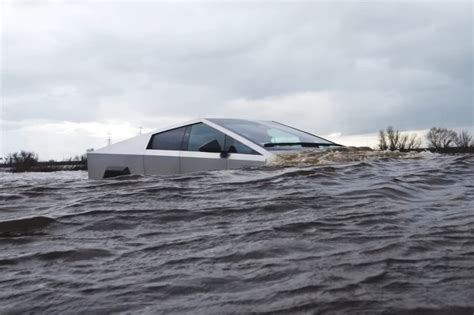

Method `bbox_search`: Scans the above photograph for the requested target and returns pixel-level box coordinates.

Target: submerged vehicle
[87,118,341,179]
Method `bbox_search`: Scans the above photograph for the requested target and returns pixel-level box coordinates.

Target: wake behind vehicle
[87,118,341,179]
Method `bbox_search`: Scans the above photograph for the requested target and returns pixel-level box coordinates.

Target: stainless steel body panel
[180,151,227,173]
[87,153,145,180]
[227,153,266,169]
[88,152,265,179]
[144,150,180,175]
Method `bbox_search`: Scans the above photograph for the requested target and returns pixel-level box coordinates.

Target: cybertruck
[87,118,340,179]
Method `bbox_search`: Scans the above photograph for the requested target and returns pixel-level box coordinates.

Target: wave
[0,248,112,265]
[0,216,56,237]
[1,154,473,314]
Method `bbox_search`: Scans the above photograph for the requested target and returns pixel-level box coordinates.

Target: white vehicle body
[87,118,339,179]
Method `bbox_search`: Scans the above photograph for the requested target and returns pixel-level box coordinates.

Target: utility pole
[139,126,143,135]
[107,131,112,146]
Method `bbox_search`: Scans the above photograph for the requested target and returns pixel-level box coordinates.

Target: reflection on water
[1,153,473,314]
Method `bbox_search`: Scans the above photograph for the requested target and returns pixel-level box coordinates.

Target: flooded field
[1,152,473,314]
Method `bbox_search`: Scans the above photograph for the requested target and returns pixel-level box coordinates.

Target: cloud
[1,1,472,159]
[0,119,153,160]
[215,91,337,133]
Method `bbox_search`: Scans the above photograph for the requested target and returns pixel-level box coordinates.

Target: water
[1,152,473,314]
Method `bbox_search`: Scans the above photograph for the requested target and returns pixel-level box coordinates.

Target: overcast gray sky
[1,0,473,160]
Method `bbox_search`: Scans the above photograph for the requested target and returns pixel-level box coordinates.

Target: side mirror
[199,139,222,153]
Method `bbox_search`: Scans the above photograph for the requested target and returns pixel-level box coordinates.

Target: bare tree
[426,127,457,149]
[4,153,14,165]
[406,134,421,150]
[4,151,38,165]
[398,134,409,151]
[377,127,421,151]
[453,130,472,149]
[426,127,442,149]
[4,151,39,171]
[386,126,401,151]
[378,130,388,150]
[444,130,457,148]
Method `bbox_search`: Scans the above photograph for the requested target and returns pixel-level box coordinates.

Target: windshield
[208,119,336,150]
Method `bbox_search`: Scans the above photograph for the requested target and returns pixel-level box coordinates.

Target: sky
[1,0,473,160]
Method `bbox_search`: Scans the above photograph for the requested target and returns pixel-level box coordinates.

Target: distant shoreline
[0,160,87,173]
[398,147,474,154]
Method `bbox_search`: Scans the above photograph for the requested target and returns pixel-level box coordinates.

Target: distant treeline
[378,127,473,153]
[1,151,90,173]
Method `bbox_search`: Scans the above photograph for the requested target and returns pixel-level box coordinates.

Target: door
[180,123,227,173]
[144,126,186,175]
[223,135,266,169]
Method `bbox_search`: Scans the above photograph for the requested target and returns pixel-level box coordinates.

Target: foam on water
[268,147,437,167]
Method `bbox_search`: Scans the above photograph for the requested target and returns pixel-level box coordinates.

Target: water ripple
[0,153,473,313]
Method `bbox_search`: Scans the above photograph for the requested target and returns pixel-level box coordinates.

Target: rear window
[147,127,186,150]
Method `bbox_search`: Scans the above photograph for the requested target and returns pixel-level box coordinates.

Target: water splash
[268,147,436,166]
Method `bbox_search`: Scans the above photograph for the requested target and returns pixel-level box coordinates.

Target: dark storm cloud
[1,0,472,157]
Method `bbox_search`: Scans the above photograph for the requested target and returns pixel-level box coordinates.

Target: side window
[187,123,225,152]
[225,136,260,155]
[147,127,186,150]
